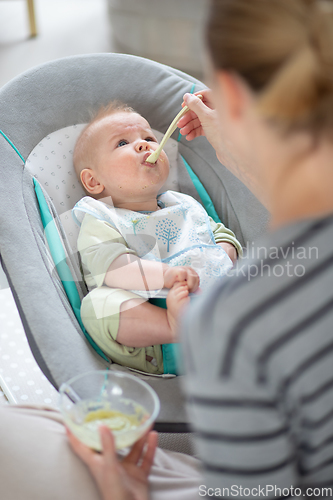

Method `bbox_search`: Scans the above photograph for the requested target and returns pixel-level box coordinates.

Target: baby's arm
[78,214,199,292]
[104,254,199,292]
[210,217,243,264]
[218,241,238,263]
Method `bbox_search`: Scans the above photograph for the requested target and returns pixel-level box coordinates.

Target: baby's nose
[136,140,150,152]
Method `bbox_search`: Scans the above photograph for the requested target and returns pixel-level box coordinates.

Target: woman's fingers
[140,431,158,476]
[178,111,201,130]
[99,425,118,467]
[178,89,212,133]
[183,93,212,119]
[178,91,217,140]
[66,427,96,466]
[180,89,212,109]
[178,116,203,136]
[67,425,119,470]
[185,128,204,142]
[125,428,152,465]
[123,430,158,476]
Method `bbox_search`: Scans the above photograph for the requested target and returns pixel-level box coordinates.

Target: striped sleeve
[182,303,296,493]
[181,215,333,497]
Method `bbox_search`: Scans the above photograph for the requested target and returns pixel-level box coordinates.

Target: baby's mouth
[142,152,157,166]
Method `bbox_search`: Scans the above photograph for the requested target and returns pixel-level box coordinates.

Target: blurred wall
[108,0,207,79]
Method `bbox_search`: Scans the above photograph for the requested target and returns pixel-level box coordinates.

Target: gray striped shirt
[182,215,333,498]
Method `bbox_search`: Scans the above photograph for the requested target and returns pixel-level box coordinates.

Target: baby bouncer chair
[0,53,268,452]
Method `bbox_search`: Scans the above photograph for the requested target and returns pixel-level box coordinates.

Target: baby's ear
[80,169,104,195]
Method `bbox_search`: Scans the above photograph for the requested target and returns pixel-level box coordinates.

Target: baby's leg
[117,298,176,346]
[81,287,165,373]
[166,282,190,339]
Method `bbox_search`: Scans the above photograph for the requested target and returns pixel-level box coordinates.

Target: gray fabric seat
[0,53,269,434]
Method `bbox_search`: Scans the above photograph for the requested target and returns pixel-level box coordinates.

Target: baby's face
[88,112,169,205]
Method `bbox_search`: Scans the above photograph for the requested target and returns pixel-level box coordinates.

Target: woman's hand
[178,89,238,182]
[67,425,158,500]
[178,90,223,155]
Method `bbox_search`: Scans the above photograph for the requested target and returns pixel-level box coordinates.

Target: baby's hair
[88,100,135,125]
[73,100,136,181]
[207,0,333,135]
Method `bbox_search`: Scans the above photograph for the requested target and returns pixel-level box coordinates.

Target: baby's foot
[166,281,190,341]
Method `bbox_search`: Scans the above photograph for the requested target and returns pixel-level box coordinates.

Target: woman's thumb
[183,93,207,117]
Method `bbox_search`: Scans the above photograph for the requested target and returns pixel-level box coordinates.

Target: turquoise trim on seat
[33,178,110,363]
[161,343,180,376]
[149,297,180,375]
[180,155,221,224]
[0,129,25,163]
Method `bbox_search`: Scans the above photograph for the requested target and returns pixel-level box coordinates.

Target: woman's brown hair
[206,0,333,133]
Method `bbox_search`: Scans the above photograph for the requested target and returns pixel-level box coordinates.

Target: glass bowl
[59,370,160,451]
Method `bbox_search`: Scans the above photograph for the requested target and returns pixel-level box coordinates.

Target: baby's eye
[117,139,128,147]
[145,137,156,142]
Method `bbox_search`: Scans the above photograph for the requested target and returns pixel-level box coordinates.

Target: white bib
[73,191,233,292]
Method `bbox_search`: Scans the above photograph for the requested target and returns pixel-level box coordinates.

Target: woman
[177,0,333,492]
[2,0,333,498]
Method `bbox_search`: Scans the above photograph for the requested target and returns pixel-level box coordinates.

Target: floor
[0,0,112,88]
[0,0,113,405]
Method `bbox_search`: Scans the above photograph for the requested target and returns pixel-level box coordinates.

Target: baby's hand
[163,266,199,293]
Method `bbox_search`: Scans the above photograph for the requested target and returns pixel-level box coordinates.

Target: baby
[72,101,242,375]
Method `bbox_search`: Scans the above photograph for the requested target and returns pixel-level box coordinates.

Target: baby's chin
[142,162,169,185]
[99,185,161,205]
